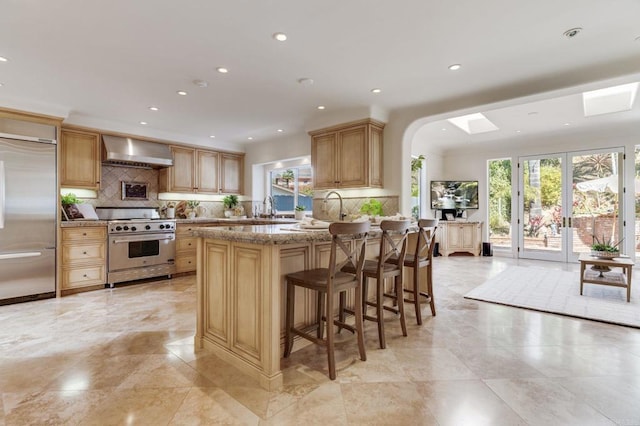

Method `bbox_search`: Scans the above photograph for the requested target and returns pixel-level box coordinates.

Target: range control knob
[123,226,129,231]
[131,226,137,232]
[159,224,165,229]
[115,226,122,231]
[145,225,151,230]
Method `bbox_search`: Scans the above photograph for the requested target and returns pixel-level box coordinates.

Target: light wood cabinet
[310,118,384,189]
[159,146,244,194]
[61,226,107,290]
[437,221,482,256]
[60,129,101,190]
[175,224,197,273]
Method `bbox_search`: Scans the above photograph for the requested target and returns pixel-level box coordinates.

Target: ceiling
[1,0,639,150]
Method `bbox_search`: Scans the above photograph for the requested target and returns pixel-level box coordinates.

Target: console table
[578,253,634,302]
[436,221,482,256]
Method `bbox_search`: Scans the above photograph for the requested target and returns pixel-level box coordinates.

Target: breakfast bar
[191,223,412,390]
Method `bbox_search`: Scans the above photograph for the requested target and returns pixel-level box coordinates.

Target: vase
[166,207,175,219]
[295,211,305,220]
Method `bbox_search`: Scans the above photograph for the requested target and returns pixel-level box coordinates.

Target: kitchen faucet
[263,195,277,218]
[323,191,347,221]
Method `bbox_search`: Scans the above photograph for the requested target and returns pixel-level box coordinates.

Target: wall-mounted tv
[430,180,479,210]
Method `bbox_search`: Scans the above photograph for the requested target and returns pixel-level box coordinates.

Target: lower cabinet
[61,226,107,290]
[176,224,197,273]
[437,221,482,256]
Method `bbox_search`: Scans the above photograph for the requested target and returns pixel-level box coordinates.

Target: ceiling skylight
[583,82,638,117]
[447,113,499,135]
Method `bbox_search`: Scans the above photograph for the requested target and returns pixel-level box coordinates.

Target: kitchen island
[191,222,423,390]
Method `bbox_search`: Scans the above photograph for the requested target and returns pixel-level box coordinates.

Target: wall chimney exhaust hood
[102,135,173,169]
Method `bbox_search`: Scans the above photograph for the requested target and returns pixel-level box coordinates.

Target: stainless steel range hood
[102,135,173,169]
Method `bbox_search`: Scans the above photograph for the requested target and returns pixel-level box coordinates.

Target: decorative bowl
[590,250,620,259]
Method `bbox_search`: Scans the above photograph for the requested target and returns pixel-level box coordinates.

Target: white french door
[518,148,624,262]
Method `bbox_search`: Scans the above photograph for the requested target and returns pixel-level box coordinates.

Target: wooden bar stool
[387,219,438,325]
[283,221,370,380]
[346,220,411,349]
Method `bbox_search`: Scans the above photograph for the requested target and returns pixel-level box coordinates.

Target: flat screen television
[430,180,479,210]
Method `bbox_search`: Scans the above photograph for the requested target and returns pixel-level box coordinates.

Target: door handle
[0,251,42,260]
[568,217,572,228]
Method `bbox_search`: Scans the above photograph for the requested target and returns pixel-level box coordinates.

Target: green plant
[187,200,200,209]
[61,193,81,205]
[295,205,306,211]
[591,235,623,252]
[359,199,383,216]
[223,195,238,209]
[281,169,294,182]
[166,201,176,208]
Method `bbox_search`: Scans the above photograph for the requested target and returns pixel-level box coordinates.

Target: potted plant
[359,199,383,217]
[294,205,306,220]
[165,201,176,219]
[223,195,239,217]
[591,234,623,258]
[186,200,200,219]
[61,193,82,220]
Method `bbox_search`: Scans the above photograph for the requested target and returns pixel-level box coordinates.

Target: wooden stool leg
[376,277,386,349]
[428,265,436,316]
[326,285,336,380]
[284,282,295,357]
[413,266,422,325]
[354,284,367,361]
[317,292,325,339]
[338,291,346,333]
[396,275,407,336]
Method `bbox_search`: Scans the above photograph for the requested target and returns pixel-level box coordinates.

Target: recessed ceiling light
[216,67,229,74]
[448,64,461,71]
[516,130,522,133]
[277,129,284,133]
[149,106,159,111]
[564,122,571,126]
[0,83,3,87]
[193,79,208,88]
[140,121,148,125]
[371,88,382,93]
[447,112,499,134]
[298,78,314,85]
[563,27,582,38]
[273,32,287,41]
[177,91,187,96]
[247,137,253,140]
[441,128,447,131]
[317,105,326,110]
[209,135,216,138]
[0,56,7,62]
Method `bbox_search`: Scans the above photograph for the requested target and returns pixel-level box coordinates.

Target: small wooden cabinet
[60,129,101,190]
[159,146,244,194]
[175,223,198,273]
[437,221,482,256]
[61,226,107,290]
[310,118,384,189]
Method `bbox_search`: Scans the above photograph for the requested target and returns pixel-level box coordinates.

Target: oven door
[108,232,175,272]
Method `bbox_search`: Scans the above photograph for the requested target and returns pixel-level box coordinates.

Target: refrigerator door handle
[0,251,42,260]
[0,160,4,229]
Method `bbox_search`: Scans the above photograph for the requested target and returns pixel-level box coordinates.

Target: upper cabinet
[60,128,101,190]
[159,146,244,194]
[310,118,384,190]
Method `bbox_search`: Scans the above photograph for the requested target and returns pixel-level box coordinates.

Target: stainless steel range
[96,207,176,287]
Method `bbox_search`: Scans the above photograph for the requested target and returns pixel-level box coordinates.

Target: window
[269,166,313,213]
[411,155,425,220]
[488,158,512,249]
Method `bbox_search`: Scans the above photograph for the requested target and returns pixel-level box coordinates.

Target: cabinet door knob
[83,274,88,278]
[82,233,87,236]
[83,251,88,255]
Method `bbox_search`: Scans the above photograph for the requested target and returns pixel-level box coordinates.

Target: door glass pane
[522,157,562,253]
[297,167,313,211]
[572,152,621,256]
[488,158,512,249]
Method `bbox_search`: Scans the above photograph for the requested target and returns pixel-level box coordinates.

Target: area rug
[464,266,640,328]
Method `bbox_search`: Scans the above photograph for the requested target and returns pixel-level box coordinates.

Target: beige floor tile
[393,347,478,381]
[416,379,527,425]
[260,383,348,425]
[169,387,260,425]
[485,377,616,425]
[448,345,545,379]
[341,381,437,425]
[118,353,216,390]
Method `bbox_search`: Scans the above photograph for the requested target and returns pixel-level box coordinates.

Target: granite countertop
[190,223,395,245]
[60,220,108,227]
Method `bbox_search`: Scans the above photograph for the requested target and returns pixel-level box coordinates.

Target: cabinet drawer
[62,227,106,241]
[62,265,105,289]
[176,255,197,273]
[177,237,197,251]
[62,243,106,264]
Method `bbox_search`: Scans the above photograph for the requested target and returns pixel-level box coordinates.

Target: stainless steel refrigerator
[0,126,57,304]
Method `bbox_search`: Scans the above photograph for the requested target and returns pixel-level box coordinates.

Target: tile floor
[2,256,640,425]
